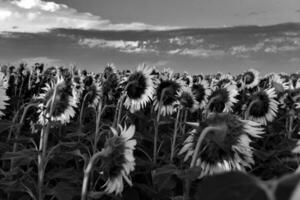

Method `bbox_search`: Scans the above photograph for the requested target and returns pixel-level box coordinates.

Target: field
[1,63,300,200]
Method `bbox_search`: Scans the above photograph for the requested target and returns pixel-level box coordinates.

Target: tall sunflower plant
[0,63,300,200]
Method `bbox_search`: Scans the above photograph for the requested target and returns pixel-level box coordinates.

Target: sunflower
[101,125,136,195]
[181,72,193,87]
[72,75,84,105]
[179,113,264,178]
[153,73,183,116]
[124,65,155,113]
[0,72,9,118]
[242,69,260,89]
[37,75,77,125]
[83,76,102,107]
[192,79,211,109]
[103,64,117,79]
[178,86,199,112]
[207,83,238,113]
[245,88,279,125]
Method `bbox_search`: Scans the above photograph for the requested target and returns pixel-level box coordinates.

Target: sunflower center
[102,137,126,178]
[192,84,205,103]
[243,72,255,85]
[156,80,180,106]
[126,72,147,99]
[208,89,229,112]
[180,92,194,108]
[249,92,270,117]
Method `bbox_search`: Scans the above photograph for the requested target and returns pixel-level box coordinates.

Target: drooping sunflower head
[124,65,155,113]
[245,88,279,125]
[103,64,117,79]
[0,72,9,118]
[181,72,193,87]
[101,125,136,195]
[242,69,260,89]
[153,76,183,116]
[37,75,77,125]
[179,113,264,178]
[207,83,238,113]
[190,79,211,110]
[213,73,235,89]
[72,75,84,105]
[178,86,199,112]
[84,81,102,107]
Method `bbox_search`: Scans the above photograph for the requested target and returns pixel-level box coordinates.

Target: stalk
[80,92,90,130]
[204,96,219,119]
[170,109,181,162]
[93,100,102,153]
[153,87,168,164]
[38,83,58,200]
[81,150,106,200]
[190,125,225,168]
[10,103,38,170]
[244,99,260,120]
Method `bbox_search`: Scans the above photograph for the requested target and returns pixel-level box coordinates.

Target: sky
[0,0,300,74]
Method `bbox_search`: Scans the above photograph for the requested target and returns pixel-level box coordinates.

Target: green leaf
[275,173,300,200]
[191,171,269,200]
[0,120,18,133]
[49,182,79,200]
[177,167,202,182]
[1,149,37,160]
[152,165,179,192]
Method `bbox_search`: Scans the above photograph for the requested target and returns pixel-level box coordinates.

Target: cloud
[168,48,225,58]
[168,36,204,46]
[19,56,60,65]
[78,38,158,54]
[248,11,267,16]
[0,0,177,33]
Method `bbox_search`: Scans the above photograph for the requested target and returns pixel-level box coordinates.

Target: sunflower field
[1,63,300,200]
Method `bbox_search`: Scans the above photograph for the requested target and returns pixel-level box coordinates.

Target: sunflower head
[207,83,238,113]
[179,113,264,177]
[37,75,76,124]
[0,72,9,118]
[103,64,117,79]
[242,69,260,89]
[178,86,199,112]
[124,65,155,112]
[101,125,136,195]
[245,88,279,125]
[154,77,183,116]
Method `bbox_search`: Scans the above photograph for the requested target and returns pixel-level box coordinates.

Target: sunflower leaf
[274,172,300,200]
[191,171,270,200]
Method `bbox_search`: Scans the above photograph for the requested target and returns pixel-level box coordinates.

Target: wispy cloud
[78,38,158,54]
[0,0,177,33]
[168,48,225,58]
[248,11,267,16]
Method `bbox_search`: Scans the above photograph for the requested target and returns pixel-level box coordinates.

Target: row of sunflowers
[1,63,300,200]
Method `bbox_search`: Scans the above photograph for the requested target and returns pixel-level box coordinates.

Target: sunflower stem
[81,150,105,200]
[204,96,219,119]
[170,109,181,162]
[244,99,260,120]
[153,87,168,165]
[190,125,225,168]
[113,93,126,128]
[288,115,294,139]
[182,109,188,134]
[10,103,38,170]
[80,92,90,131]
[93,100,102,153]
[38,80,58,200]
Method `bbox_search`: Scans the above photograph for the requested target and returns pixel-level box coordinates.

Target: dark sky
[0,0,300,74]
